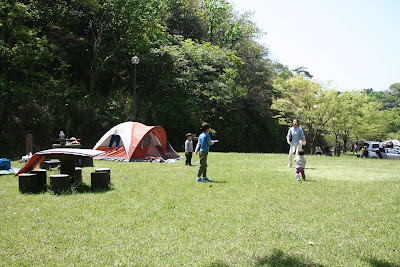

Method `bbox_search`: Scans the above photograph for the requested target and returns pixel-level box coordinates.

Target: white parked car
[381,148,400,160]
[364,141,380,158]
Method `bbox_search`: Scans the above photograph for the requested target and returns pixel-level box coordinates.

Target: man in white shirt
[286,119,306,167]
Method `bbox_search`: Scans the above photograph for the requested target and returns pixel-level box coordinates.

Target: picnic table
[52,143,81,149]
[16,148,105,177]
[16,149,106,193]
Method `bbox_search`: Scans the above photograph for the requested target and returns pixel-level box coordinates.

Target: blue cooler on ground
[0,158,11,170]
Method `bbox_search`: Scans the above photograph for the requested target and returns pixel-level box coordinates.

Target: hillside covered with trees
[1,0,399,158]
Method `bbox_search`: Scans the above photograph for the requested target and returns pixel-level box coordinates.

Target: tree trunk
[311,135,317,155]
[334,134,339,156]
[342,131,349,152]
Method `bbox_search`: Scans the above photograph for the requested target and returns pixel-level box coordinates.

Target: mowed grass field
[1,153,399,266]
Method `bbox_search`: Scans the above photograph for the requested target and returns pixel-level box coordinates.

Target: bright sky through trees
[229,0,400,91]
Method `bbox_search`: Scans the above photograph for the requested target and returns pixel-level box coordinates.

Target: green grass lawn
[1,153,399,266]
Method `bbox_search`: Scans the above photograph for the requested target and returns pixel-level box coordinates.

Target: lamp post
[131,56,139,121]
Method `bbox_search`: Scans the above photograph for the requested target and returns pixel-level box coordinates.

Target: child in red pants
[294,149,307,181]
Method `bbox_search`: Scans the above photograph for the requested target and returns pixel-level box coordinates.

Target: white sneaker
[287,164,292,168]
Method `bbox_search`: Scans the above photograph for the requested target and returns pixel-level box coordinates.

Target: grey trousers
[288,143,302,167]
[197,151,208,177]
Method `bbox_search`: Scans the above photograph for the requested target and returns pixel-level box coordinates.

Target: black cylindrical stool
[91,171,110,190]
[73,167,82,185]
[95,168,111,173]
[95,168,111,183]
[50,174,70,193]
[30,169,47,191]
[19,173,38,193]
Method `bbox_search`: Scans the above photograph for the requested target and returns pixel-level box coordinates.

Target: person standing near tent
[287,119,306,167]
[185,133,194,166]
[195,122,214,182]
[107,130,121,150]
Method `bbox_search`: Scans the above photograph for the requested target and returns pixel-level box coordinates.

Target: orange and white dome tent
[93,122,181,162]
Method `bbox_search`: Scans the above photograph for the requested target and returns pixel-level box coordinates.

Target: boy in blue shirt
[194,122,214,182]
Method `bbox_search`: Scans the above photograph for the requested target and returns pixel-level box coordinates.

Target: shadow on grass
[40,182,114,195]
[364,257,400,267]
[206,249,324,267]
[209,180,228,184]
[72,182,114,194]
[253,249,324,266]
[206,261,230,267]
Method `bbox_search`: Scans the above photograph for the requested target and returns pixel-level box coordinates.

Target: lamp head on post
[131,56,139,121]
[131,56,139,65]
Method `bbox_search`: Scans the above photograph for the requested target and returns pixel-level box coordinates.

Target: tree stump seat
[50,174,70,193]
[95,168,110,174]
[30,169,47,191]
[91,168,111,190]
[19,173,38,193]
[73,167,82,185]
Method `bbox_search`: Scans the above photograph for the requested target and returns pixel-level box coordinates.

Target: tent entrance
[134,132,164,160]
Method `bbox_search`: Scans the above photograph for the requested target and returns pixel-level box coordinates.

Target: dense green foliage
[0,0,398,158]
[1,0,282,157]
[272,73,400,153]
[2,154,400,265]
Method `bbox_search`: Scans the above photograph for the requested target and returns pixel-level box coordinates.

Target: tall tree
[86,0,166,92]
[326,91,364,152]
[383,82,400,109]
[147,38,245,149]
[0,0,67,154]
[164,0,208,41]
[272,75,337,154]
[203,0,230,43]
[0,0,283,156]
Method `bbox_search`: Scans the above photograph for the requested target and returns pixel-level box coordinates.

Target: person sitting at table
[315,146,323,156]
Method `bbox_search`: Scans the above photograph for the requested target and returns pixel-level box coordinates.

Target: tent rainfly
[93,122,181,162]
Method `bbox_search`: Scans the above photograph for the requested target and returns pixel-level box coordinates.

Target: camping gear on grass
[0,168,20,175]
[0,158,11,170]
